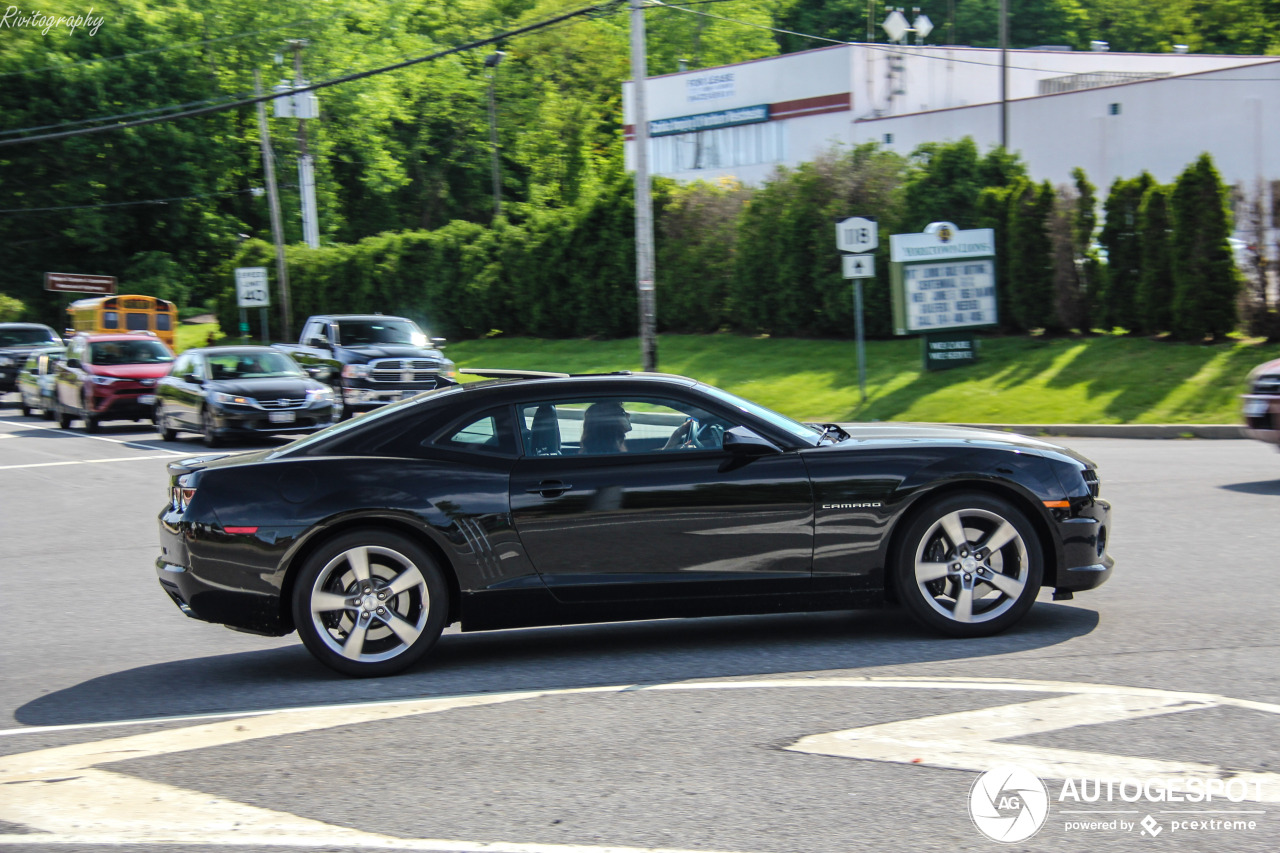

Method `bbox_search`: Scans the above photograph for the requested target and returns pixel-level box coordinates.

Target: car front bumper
[207,403,335,436]
[1242,394,1280,447]
[1052,497,1113,593]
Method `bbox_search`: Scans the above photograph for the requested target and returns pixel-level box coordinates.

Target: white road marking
[0,419,188,454]
[1,677,1276,847]
[0,454,179,470]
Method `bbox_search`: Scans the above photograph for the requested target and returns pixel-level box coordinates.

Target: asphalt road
[1,402,1277,852]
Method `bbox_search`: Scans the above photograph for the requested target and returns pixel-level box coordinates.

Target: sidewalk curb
[944,423,1246,440]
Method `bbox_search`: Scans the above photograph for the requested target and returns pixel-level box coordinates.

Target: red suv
[55,332,175,432]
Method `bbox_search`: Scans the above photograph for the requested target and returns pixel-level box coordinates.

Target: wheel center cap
[961,556,979,572]
[361,594,378,611]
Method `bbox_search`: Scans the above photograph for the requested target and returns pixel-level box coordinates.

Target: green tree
[1170,154,1238,340]
[0,294,25,322]
[1007,179,1056,331]
[976,184,1018,332]
[1071,167,1102,329]
[1098,172,1154,331]
[1136,183,1174,333]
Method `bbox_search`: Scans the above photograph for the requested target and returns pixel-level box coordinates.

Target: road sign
[836,217,878,254]
[882,9,909,43]
[235,267,270,308]
[842,253,875,279]
[44,272,116,295]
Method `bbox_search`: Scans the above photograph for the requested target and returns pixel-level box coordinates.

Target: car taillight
[171,475,197,512]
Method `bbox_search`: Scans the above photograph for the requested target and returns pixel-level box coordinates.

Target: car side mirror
[306,365,331,381]
[187,374,203,385]
[65,357,80,368]
[308,336,330,349]
[722,426,781,456]
[430,337,448,349]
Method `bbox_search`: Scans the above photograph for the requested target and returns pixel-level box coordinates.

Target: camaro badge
[823,502,883,509]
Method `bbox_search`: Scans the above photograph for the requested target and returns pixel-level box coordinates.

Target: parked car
[0,323,62,395]
[16,346,66,418]
[273,314,455,419]
[155,346,335,446]
[55,332,174,432]
[1242,357,1280,449]
[156,372,1113,678]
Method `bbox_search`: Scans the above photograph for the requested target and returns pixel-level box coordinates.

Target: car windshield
[334,320,426,347]
[0,327,57,346]
[267,384,466,458]
[88,339,173,365]
[206,351,304,380]
[696,383,824,444]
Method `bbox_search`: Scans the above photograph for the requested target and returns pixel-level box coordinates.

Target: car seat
[529,405,561,456]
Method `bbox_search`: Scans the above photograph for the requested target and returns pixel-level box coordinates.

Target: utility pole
[484,51,505,219]
[630,0,657,372]
[254,70,292,342]
[999,0,1008,150]
[291,40,320,249]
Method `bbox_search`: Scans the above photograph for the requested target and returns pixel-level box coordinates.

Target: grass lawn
[175,321,225,353]
[448,333,1280,425]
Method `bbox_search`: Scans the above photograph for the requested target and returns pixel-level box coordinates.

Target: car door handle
[526,480,572,497]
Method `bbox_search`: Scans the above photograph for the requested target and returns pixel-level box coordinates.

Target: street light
[484,51,506,219]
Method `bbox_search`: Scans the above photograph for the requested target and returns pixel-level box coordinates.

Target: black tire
[57,400,71,429]
[201,408,222,447]
[82,389,99,433]
[20,399,31,417]
[40,405,53,421]
[292,530,449,677]
[157,404,177,442]
[892,492,1043,638]
[333,383,350,421]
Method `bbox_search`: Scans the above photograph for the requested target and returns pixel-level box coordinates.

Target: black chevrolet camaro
[156,373,1112,677]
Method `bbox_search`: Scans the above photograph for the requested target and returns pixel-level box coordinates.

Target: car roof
[188,345,282,354]
[0,322,57,330]
[458,372,699,397]
[76,332,167,342]
[314,315,412,322]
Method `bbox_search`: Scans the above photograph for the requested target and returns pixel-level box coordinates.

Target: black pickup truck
[274,314,456,418]
[0,323,63,394]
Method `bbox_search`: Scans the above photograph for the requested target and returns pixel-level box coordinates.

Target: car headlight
[211,391,258,406]
[89,375,120,385]
[0,356,13,367]
[341,364,371,380]
[306,386,334,402]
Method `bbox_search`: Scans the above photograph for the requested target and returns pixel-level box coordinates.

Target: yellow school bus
[67,294,177,348]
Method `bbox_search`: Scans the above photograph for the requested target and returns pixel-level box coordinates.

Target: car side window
[433,407,517,456]
[517,398,735,457]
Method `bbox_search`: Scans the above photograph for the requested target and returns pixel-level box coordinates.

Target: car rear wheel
[200,408,222,447]
[82,389,99,433]
[292,531,448,677]
[892,492,1043,638]
[20,399,31,417]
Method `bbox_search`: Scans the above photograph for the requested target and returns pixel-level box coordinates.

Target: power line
[0,1,625,149]
[0,188,259,215]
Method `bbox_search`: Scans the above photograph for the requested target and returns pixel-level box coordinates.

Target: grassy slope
[448,334,1280,425]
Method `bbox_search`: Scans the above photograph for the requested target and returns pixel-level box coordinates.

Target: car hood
[1249,358,1280,379]
[91,363,174,380]
[0,344,59,356]
[825,422,1096,467]
[208,378,323,398]
[340,344,445,361]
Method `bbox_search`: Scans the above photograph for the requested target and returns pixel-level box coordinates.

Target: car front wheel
[157,404,177,442]
[892,492,1043,638]
[200,408,222,447]
[292,531,448,677]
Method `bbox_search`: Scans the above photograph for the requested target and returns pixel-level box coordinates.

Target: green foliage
[1098,172,1154,331]
[655,177,748,333]
[1071,167,1102,328]
[976,184,1017,332]
[1007,179,1056,331]
[0,294,25,321]
[1170,154,1239,340]
[1136,183,1174,333]
[732,144,904,337]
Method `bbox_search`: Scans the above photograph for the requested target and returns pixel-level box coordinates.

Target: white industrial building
[622,44,1280,204]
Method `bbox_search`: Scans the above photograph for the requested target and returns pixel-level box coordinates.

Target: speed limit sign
[235,267,270,308]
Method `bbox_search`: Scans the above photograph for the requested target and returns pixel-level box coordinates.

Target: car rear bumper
[156,513,299,636]
[1052,498,1113,593]
[1242,394,1280,446]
